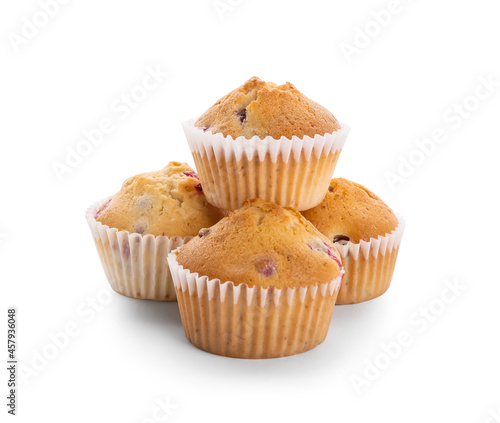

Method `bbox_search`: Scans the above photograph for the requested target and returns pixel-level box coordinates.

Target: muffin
[86,161,225,301]
[302,178,405,304]
[182,76,350,211]
[195,77,341,139]
[167,199,344,359]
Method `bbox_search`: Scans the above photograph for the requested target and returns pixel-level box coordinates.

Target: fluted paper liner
[86,198,192,301]
[182,119,350,211]
[167,251,345,359]
[334,215,405,304]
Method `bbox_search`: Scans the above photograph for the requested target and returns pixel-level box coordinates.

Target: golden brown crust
[176,199,342,289]
[96,161,225,237]
[195,76,341,140]
[301,178,398,244]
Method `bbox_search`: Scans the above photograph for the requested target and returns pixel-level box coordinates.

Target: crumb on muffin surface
[301,178,399,244]
[96,161,225,237]
[195,76,341,140]
[176,198,342,289]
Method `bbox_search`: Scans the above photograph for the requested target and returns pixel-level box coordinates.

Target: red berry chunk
[183,171,199,180]
[308,240,342,268]
[255,257,278,277]
[236,108,247,123]
[198,228,210,237]
[95,198,112,219]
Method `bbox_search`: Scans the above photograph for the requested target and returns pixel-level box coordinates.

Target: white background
[2,0,500,422]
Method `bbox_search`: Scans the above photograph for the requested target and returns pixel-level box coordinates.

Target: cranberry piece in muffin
[95,198,112,219]
[183,170,199,180]
[254,256,278,277]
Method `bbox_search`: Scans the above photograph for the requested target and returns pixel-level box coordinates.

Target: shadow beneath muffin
[115,295,187,342]
[110,289,389,377]
[331,300,382,331]
[132,299,182,324]
[164,297,388,382]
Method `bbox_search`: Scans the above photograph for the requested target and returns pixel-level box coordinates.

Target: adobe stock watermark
[51,64,168,182]
[385,74,499,191]
[6,0,72,54]
[339,0,415,63]
[350,277,466,394]
[0,233,7,246]
[19,287,113,385]
[484,406,500,423]
[140,396,180,423]
[213,0,244,21]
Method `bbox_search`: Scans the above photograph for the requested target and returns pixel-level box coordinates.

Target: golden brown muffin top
[176,199,342,289]
[96,161,224,237]
[195,76,341,140]
[302,178,399,244]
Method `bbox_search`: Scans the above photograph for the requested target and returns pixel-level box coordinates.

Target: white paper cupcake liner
[182,119,350,211]
[334,214,405,304]
[86,198,192,301]
[167,250,345,358]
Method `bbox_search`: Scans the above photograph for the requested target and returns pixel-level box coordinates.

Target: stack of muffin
[86,77,405,359]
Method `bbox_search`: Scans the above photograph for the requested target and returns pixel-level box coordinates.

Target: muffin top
[195,76,341,140]
[302,178,399,244]
[176,199,342,289]
[95,161,224,237]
